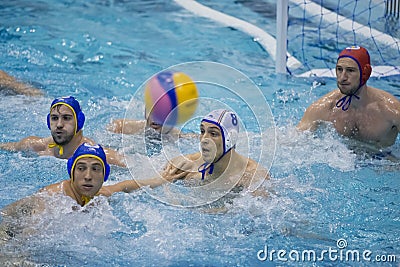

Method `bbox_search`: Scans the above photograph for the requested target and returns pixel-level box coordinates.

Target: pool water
[0,0,399,266]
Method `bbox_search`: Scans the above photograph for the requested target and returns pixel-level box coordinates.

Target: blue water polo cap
[201,109,239,154]
[67,143,110,181]
[47,96,85,134]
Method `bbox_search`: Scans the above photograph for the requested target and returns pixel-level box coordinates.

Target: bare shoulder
[40,180,66,194]
[245,157,269,177]
[371,87,400,115]
[375,87,400,105]
[102,147,126,167]
[238,156,270,190]
[298,89,340,130]
[30,136,52,151]
[308,90,340,111]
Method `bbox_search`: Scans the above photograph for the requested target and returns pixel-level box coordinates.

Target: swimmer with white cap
[197,109,240,180]
[0,96,126,167]
[298,46,400,148]
[102,109,270,196]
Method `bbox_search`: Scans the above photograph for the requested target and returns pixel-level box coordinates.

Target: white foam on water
[272,125,356,173]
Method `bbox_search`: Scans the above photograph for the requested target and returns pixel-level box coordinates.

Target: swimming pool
[0,0,399,266]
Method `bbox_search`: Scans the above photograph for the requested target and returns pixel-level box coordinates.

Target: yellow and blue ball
[144,71,198,126]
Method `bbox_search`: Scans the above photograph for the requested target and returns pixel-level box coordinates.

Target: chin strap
[335,94,360,111]
[81,195,92,206]
[198,162,215,180]
[335,86,361,111]
[197,148,233,180]
[48,143,64,156]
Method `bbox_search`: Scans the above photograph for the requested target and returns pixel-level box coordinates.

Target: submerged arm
[0,70,43,96]
[0,136,46,152]
[1,194,47,220]
[103,147,127,168]
[99,163,188,196]
[106,119,145,134]
[100,178,165,195]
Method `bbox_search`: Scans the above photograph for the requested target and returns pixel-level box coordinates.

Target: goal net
[285,0,400,78]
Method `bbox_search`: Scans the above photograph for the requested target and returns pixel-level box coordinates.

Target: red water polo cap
[338,46,372,87]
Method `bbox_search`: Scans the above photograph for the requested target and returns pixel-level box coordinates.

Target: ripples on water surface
[0,0,399,266]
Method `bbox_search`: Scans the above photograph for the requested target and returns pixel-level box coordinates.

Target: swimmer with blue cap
[0,140,181,243]
[0,143,127,227]
[47,96,86,156]
[42,143,110,206]
[298,46,400,148]
[0,143,125,242]
[0,96,126,166]
[102,109,270,196]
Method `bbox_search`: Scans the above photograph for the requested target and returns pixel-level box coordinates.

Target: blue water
[0,0,399,266]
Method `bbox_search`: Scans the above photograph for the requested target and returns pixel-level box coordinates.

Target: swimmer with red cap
[0,96,126,167]
[298,46,400,148]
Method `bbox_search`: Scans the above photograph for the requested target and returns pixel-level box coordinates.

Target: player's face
[72,157,104,198]
[336,57,361,95]
[49,105,76,145]
[146,116,174,135]
[199,122,224,163]
[146,116,163,132]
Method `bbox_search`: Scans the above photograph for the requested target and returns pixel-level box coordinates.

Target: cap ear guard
[225,129,238,151]
[47,113,51,130]
[201,109,240,154]
[76,111,85,132]
[361,64,372,86]
[67,156,74,177]
[103,162,110,181]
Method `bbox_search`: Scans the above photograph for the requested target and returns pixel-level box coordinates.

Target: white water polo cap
[201,109,239,154]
